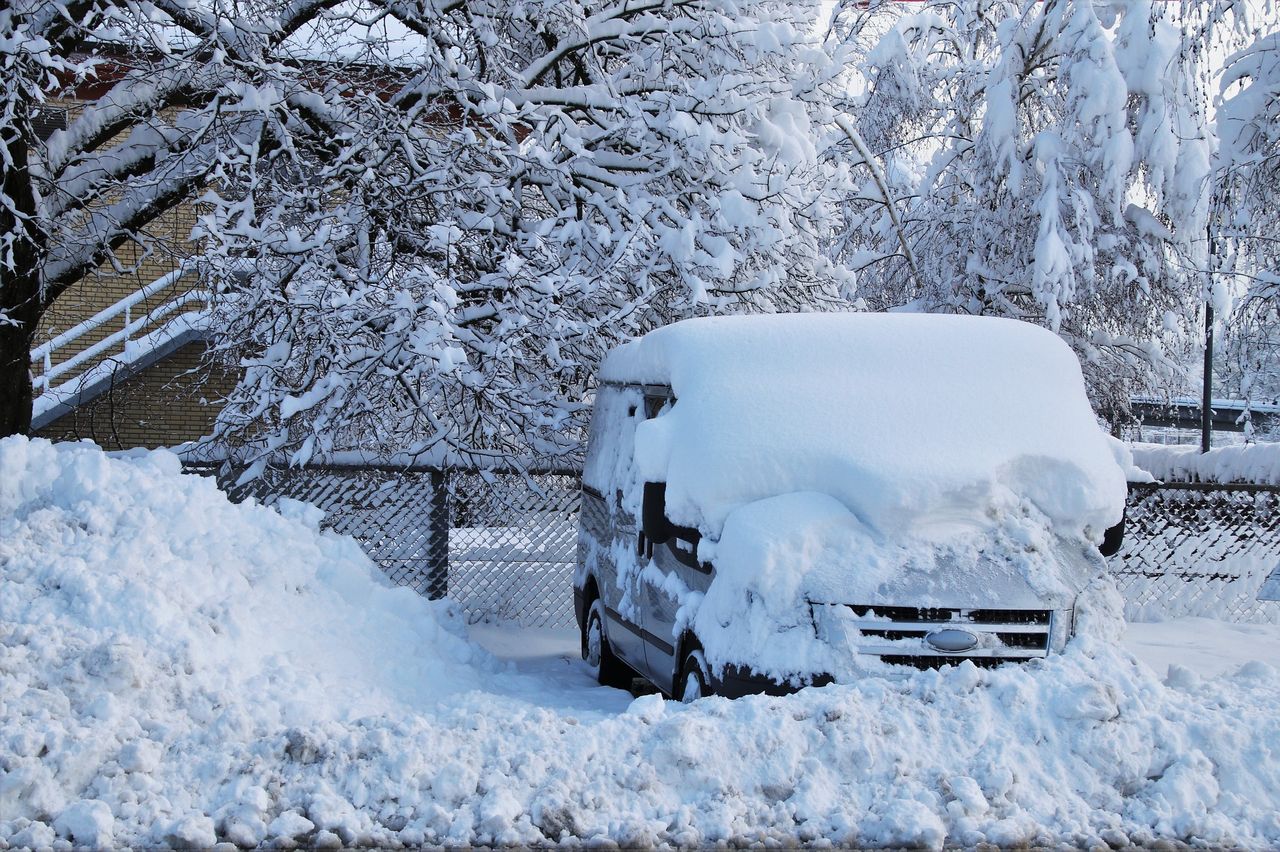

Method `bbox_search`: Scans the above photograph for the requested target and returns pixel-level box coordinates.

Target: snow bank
[1130,441,1280,485]
[602,313,1127,541]
[0,437,492,845]
[4,438,1280,849]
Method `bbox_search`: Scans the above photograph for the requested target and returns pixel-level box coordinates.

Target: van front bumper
[711,665,832,699]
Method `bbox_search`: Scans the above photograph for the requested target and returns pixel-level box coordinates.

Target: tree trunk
[1,101,43,439]
[0,317,36,438]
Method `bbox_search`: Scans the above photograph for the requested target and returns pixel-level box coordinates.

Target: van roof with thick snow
[598,312,1126,540]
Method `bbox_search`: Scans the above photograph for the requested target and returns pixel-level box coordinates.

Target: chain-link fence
[1111,482,1280,624]
[446,470,580,626]
[187,462,580,626]
[187,462,1280,628]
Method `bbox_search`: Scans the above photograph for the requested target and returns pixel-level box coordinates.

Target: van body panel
[578,383,653,673]
[640,545,680,694]
[580,487,648,670]
[642,536,716,693]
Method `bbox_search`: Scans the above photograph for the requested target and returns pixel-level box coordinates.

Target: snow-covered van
[574,313,1129,700]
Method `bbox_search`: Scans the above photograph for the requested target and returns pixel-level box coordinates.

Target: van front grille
[879,655,1037,670]
[841,605,1055,662]
[848,605,1052,625]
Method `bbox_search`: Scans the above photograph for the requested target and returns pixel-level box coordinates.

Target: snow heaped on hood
[601,313,1127,540]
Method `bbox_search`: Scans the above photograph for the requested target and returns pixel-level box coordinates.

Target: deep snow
[3,438,1280,849]
[471,619,1280,692]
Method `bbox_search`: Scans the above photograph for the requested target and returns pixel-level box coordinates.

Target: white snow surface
[1130,440,1280,485]
[4,438,1280,849]
[601,313,1128,541]
[1123,618,1280,680]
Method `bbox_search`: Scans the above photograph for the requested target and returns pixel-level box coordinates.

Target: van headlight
[1049,608,1075,653]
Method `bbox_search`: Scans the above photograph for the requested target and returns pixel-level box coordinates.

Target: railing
[31,261,210,401]
[1129,396,1279,434]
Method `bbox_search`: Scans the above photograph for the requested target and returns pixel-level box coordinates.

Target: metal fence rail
[187,463,1280,628]
[188,462,580,626]
[1112,482,1280,624]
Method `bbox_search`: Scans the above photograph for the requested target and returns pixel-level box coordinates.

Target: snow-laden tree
[1216,30,1280,428]
[825,0,1217,429]
[1,0,848,459]
[0,0,349,437]
[199,0,850,469]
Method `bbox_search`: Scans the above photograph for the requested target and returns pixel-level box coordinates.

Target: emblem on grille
[924,628,979,653]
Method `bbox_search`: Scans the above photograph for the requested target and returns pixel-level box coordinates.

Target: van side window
[581,384,647,498]
[643,387,674,419]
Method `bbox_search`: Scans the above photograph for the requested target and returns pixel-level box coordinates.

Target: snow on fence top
[1130,442,1280,486]
[601,313,1127,538]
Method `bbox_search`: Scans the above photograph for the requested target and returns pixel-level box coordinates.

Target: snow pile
[602,313,1127,540]
[1130,441,1280,485]
[0,437,492,846]
[4,438,1280,848]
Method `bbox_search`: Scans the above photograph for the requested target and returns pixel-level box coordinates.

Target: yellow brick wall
[32,99,207,393]
[31,98,220,448]
[34,341,239,450]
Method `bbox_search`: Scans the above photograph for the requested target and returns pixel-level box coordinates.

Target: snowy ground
[1122,618,1280,679]
[4,438,1280,849]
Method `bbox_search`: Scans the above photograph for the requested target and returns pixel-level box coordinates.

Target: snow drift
[3,438,1280,848]
[0,438,493,846]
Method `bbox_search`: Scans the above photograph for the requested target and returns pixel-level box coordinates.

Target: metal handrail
[31,261,208,395]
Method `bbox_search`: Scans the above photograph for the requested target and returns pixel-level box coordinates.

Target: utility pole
[1201,300,1213,453]
[1201,225,1216,454]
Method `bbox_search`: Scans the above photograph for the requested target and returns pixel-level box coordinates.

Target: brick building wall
[34,341,239,450]
[30,99,207,397]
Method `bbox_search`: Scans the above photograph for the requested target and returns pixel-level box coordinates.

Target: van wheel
[679,650,711,703]
[583,598,632,689]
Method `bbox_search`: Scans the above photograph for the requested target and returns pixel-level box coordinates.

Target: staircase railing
[31,260,211,400]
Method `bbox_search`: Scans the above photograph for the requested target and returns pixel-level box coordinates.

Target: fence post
[427,469,450,600]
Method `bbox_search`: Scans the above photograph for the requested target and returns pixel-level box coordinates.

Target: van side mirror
[642,481,673,545]
[1099,509,1125,558]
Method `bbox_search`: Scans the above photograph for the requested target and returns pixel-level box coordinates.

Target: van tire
[583,598,632,689]
[679,650,711,702]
